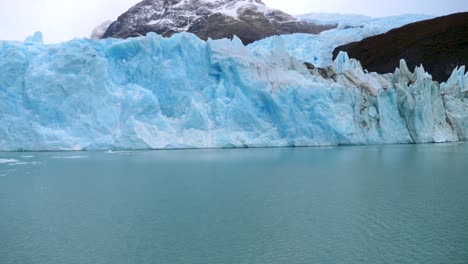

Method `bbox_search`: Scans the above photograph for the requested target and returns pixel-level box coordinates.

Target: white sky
[0,0,466,43]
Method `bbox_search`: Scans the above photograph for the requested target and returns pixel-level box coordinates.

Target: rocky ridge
[101,0,336,44]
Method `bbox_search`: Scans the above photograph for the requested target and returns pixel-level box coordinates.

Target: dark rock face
[102,0,336,44]
[333,13,468,83]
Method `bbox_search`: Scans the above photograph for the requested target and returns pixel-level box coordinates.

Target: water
[1,144,468,264]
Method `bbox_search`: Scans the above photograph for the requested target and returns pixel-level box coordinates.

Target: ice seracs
[24,32,44,44]
[441,66,468,141]
[0,32,466,151]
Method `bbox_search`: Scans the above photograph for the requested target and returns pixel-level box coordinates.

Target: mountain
[101,0,336,44]
[333,12,468,83]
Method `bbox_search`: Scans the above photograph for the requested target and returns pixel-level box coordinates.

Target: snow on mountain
[101,0,335,44]
[249,14,433,67]
[90,21,113,40]
[0,32,467,151]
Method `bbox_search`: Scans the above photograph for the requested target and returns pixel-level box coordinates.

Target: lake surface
[1,144,468,264]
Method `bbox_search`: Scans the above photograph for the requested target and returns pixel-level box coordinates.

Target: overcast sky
[0,0,466,43]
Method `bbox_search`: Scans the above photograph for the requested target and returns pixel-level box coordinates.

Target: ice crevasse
[0,32,467,151]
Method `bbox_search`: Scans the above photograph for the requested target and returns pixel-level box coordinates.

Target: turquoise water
[1,144,468,264]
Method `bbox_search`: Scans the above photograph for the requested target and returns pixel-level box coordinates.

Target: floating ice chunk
[8,162,30,166]
[50,156,89,159]
[0,159,19,164]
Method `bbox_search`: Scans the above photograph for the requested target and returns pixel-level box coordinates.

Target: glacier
[249,14,433,67]
[0,31,467,151]
[297,13,372,27]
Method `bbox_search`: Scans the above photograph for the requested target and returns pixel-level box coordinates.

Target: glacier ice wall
[0,32,467,151]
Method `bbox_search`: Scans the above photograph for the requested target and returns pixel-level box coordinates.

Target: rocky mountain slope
[333,12,468,82]
[101,0,335,44]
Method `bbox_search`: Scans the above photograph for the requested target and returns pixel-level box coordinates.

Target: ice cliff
[0,32,467,151]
